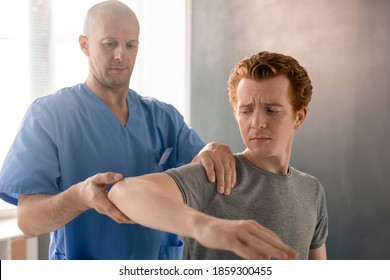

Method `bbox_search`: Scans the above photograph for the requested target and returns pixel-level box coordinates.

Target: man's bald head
[79,0,140,93]
[83,0,138,36]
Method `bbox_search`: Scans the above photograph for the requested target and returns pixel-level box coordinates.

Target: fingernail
[114,173,123,180]
[219,187,224,194]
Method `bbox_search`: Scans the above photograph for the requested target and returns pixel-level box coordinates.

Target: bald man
[0,0,235,260]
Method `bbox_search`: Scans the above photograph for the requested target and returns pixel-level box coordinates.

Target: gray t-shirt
[165,153,328,260]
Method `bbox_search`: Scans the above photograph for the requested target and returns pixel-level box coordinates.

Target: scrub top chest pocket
[148,147,173,172]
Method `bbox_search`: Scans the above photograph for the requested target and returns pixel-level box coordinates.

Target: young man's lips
[250,136,271,141]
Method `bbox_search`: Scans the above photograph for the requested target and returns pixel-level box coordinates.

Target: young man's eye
[240,109,252,115]
[266,108,279,114]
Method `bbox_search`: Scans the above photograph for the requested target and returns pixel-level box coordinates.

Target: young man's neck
[242,149,290,175]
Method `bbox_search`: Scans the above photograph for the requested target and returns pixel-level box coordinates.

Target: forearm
[108,174,299,260]
[108,174,210,239]
[17,184,87,237]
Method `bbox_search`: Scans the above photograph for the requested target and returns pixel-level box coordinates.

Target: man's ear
[294,107,308,129]
[233,108,239,122]
[79,35,89,56]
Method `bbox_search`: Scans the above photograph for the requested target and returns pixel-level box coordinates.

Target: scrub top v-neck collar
[81,83,133,129]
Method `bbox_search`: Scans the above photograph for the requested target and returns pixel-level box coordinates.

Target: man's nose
[251,112,266,129]
[114,44,125,61]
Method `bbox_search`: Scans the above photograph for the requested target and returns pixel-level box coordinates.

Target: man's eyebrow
[239,102,284,108]
[238,103,254,109]
[263,102,284,107]
[102,37,139,43]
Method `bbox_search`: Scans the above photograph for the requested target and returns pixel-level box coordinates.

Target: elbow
[17,205,41,237]
[108,179,127,203]
[16,194,42,237]
[17,214,38,238]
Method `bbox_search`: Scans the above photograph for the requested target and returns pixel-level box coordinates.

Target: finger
[235,231,295,260]
[248,223,298,259]
[222,164,232,196]
[109,208,135,224]
[90,172,123,186]
[199,154,216,183]
[97,199,136,224]
[229,221,297,260]
[226,233,274,260]
[230,158,237,188]
[218,154,236,195]
[222,156,237,195]
[212,159,226,194]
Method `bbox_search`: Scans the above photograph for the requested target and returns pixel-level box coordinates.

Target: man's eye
[267,108,279,114]
[103,41,116,48]
[240,109,252,115]
[126,42,138,49]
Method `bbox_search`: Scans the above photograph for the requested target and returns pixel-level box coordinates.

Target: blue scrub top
[0,83,205,259]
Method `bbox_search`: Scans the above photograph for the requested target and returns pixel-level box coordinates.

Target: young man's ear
[294,107,308,129]
[79,35,89,56]
[233,108,239,122]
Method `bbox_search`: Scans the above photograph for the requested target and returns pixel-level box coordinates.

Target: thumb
[91,172,123,185]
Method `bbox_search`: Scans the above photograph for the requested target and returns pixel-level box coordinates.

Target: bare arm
[309,244,327,260]
[192,141,236,196]
[108,174,297,260]
[17,172,131,237]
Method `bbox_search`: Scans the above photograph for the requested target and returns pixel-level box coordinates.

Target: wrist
[187,211,214,240]
[68,182,89,212]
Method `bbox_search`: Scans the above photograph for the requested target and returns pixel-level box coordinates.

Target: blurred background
[189,0,390,260]
[0,0,389,259]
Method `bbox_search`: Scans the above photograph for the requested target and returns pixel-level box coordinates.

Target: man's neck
[84,79,129,126]
[242,149,290,175]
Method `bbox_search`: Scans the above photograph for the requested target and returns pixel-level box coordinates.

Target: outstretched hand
[194,218,298,260]
[192,141,236,195]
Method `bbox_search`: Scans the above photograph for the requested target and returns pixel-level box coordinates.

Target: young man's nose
[251,112,266,129]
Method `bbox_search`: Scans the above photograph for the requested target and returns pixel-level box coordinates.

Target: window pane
[0,2,30,209]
